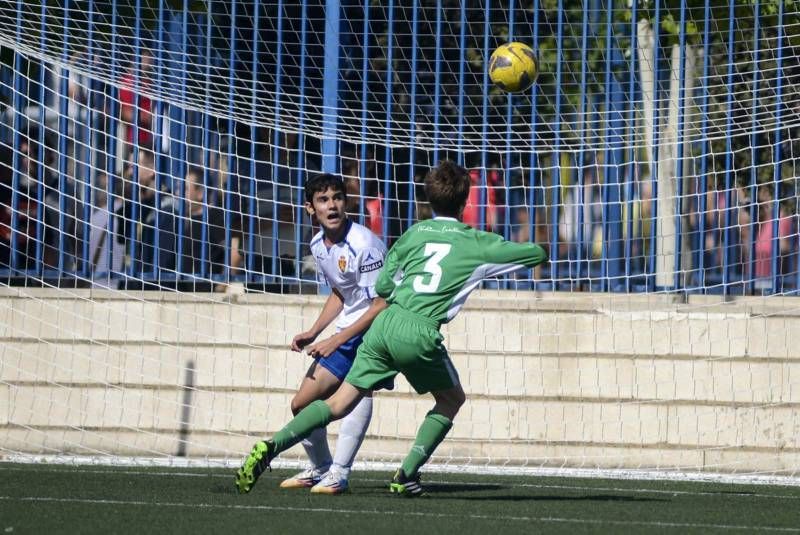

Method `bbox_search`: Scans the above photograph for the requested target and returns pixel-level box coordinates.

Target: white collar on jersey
[432,216,459,222]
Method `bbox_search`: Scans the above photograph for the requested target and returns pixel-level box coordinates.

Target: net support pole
[602,0,624,292]
[322,0,341,173]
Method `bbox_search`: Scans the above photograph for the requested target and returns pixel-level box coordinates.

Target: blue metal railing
[0,1,793,296]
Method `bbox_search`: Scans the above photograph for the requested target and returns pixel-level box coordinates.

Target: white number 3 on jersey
[413,243,452,293]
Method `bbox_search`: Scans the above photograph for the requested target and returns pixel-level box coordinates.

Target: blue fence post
[33,1,48,276]
[271,0,286,280]
[746,1,761,295]
[623,0,639,292]
[696,0,712,293]
[602,0,624,292]
[406,0,418,228]
[456,1,466,168]
[224,0,238,284]
[104,0,121,281]
[549,0,565,288]
[245,1,260,280]
[56,0,72,274]
[358,0,371,225]
[173,2,191,280]
[295,0,310,281]
[7,0,24,274]
[151,0,168,279]
[431,0,442,167]
[722,0,736,294]
[527,0,541,288]
[502,0,517,289]
[647,2,662,292]
[772,0,786,295]
[381,0,395,241]
[80,0,97,280]
[199,2,215,281]
[671,0,688,292]
[479,0,491,233]
[322,0,341,174]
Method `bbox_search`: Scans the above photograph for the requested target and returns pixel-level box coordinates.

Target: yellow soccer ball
[488,42,538,93]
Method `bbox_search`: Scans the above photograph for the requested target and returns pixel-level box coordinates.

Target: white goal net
[1,0,800,481]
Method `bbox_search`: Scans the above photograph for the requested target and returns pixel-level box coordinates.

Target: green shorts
[345,305,460,394]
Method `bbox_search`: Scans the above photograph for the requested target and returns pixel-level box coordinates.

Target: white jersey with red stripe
[309,220,387,331]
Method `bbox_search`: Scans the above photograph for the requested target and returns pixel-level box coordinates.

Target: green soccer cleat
[235,441,274,494]
[389,468,425,497]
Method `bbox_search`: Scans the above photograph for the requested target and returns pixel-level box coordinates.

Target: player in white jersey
[281,172,389,494]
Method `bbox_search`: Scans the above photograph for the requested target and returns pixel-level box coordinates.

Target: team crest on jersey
[338,255,348,273]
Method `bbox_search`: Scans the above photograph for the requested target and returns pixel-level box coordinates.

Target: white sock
[331,396,373,478]
[301,427,332,472]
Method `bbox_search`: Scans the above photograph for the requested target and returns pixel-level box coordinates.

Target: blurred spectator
[507,169,532,243]
[157,166,239,276]
[752,186,795,290]
[621,166,653,274]
[1,56,87,138]
[463,168,502,232]
[87,171,124,286]
[696,176,730,273]
[364,178,383,237]
[0,143,14,268]
[710,184,751,279]
[0,134,65,270]
[342,158,383,237]
[236,129,316,214]
[249,199,300,279]
[559,165,603,263]
[114,148,167,273]
[230,129,318,280]
[119,51,154,149]
[508,170,547,283]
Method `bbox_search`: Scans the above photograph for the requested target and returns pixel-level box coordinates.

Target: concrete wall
[2,287,800,474]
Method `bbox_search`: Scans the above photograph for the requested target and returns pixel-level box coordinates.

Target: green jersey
[375,217,547,324]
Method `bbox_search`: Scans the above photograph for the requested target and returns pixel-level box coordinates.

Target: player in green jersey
[235,160,548,496]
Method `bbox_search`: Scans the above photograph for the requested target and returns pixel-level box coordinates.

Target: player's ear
[305,201,320,225]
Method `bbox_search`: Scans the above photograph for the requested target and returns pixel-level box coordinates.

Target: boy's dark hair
[424,160,471,217]
[304,172,346,203]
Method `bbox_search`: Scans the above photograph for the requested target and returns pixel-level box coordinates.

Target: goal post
[1,0,800,481]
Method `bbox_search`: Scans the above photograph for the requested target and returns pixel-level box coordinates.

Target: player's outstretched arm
[479,231,548,268]
[291,289,345,352]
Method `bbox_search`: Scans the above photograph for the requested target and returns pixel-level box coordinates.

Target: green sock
[270,399,332,455]
[400,411,453,477]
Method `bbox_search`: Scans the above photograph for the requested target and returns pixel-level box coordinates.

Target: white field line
[4,454,800,488]
[0,495,799,533]
[2,465,800,502]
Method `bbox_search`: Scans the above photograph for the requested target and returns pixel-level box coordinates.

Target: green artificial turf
[1,463,800,534]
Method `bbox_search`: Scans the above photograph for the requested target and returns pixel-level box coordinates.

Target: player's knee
[325,398,348,420]
[448,389,466,416]
[290,395,308,415]
[433,387,466,419]
[453,388,467,409]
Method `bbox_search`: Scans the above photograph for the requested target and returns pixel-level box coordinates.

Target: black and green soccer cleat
[235,441,274,494]
[389,468,425,497]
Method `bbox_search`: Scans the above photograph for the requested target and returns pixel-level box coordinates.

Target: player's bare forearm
[334,296,387,343]
[291,290,344,352]
[307,297,387,358]
[308,289,345,337]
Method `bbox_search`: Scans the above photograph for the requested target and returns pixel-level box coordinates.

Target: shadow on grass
[433,490,668,503]
[212,483,237,494]
[422,483,505,494]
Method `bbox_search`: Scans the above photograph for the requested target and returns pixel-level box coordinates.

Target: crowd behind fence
[0,52,798,295]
